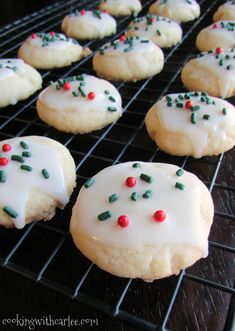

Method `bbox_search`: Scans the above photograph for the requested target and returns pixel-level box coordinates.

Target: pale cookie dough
[196,21,235,51]
[181,48,235,98]
[18,32,89,69]
[61,9,116,40]
[126,14,182,48]
[0,59,42,108]
[149,0,200,23]
[36,74,122,133]
[0,136,76,229]
[70,161,214,281]
[213,1,235,22]
[99,0,142,16]
[93,36,164,81]
[145,92,235,158]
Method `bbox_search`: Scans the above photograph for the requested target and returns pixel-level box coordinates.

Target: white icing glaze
[126,15,182,44]
[67,10,116,35]
[200,21,235,47]
[0,59,25,81]
[0,137,68,229]
[155,93,235,157]
[191,49,235,97]
[100,0,140,6]
[154,0,199,10]
[27,33,77,50]
[39,75,122,114]
[222,1,235,10]
[99,37,157,55]
[72,162,209,252]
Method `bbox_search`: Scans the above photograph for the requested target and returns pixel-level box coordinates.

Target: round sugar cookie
[213,1,235,22]
[18,32,89,69]
[0,136,76,229]
[196,21,235,51]
[93,36,164,82]
[181,48,235,98]
[36,74,123,133]
[99,0,142,16]
[61,9,116,40]
[0,58,42,108]
[125,14,182,48]
[145,92,235,158]
[149,0,200,23]
[70,161,214,281]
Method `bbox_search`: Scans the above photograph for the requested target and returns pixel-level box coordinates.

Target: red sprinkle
[185,100,193,109]
[88,92,96,100]
[2,144,12,152]
[0,157,8,166]
[119,35,126,42]
[50,31,55,37]
[149,17,155,23]
[212,23,219,29]
[63,82,71,91]
[153,210,166,222]
[31,33,37,39]
[80,9,86,15]
[215,47,224,54]
[118,215,129,228]
[103,10,109,14]
[126,176,136,187]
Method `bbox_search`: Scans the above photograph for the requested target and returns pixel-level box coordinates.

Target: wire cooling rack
[0,0,234,330]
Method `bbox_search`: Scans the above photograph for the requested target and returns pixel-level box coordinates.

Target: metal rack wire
[0,0,234,330]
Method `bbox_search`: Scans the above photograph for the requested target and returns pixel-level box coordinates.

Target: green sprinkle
[109,96,116,102]
[156,29,161,36]
[140,40,149,43]
[226,64,233,70]
[176,169,184,177]
[78,86,86,97]
[143,190,152,199]
[98,210,112,221]
[84,177,95,188]
[22,151,32,157]
[191,113,196,124]
[166,96,172,102]
[203,114,210,120]
[42,169,49,179]
[194,92,200,96]
[0,170,6,183]
[107,107,117,112]
[104,90,110,95]
[131,192,139,201]
[72,91,79,97]
[20,141,29,150]
[222,108,227,115]
[11,155,24,163]
[175,182,185,190]
[140,173,153,183]
[132,162,141,168]
[3,206,18,218]
[184,94,191,100]
[167,102,173,107]
[191,105,200,111]
[20,165,32,172]
[109,193,119,203]
[176,102,183,108]
[219,59,224,66]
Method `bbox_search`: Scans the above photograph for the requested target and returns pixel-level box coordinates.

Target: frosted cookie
[145,92,235,158]
[93,36,164,82]
[36,74,122,134]
[181,48,235,98]
[99,0,142,16]
[213,1,235,22]
[149,0,200,23]
[18,32,90,69]
[0,136,76,229]
[125,14,182,48]
[70,161,214,280]
[196,21,235,51]
[0,59,42,108]
[61,9,116,40]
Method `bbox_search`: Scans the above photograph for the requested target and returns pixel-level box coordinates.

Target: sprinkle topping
[118,215,129,228]
[2,144,12,152]
[153,210,166,222]
[0,157,8,166]
[63,82,71,91]
[126,176,136,187]
[88,92,96,100]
